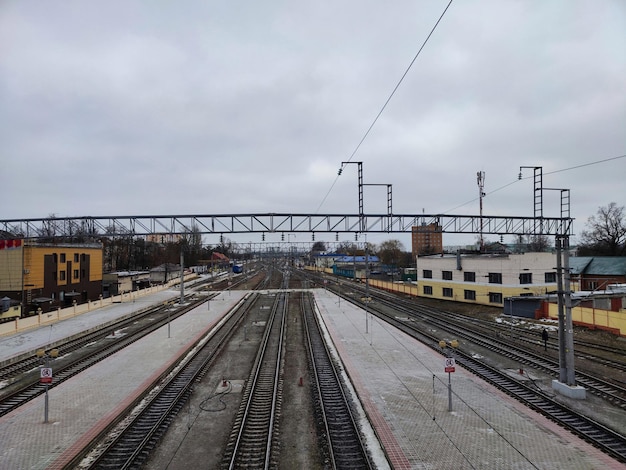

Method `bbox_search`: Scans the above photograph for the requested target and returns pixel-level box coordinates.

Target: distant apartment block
[145,233,183,244]
[412,223,443,257]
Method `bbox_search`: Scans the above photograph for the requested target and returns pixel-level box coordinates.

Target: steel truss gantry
[1,213,573,239]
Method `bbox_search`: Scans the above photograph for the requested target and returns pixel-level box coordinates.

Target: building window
[423,285,433,295]
[442,270,453,280]
[464,271,476,282]
[60,270,66,281]
[73,269,79,279]
[81,269,86,279]
[442,287,453,297]
[488,272,502,284]
[423,270,432,279]
[464,290,476,300]
[545,272,557,283]
[489,292,503,303]
[519,272,532,284]
[53,253,58,263]
[81,253,86,261]
[74,253,79,262]
[60,253,66,263]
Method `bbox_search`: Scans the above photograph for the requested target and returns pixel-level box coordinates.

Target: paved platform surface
[314,289,623,469]
[0,287,624,469]
[0,290,179,362]
[0,289,247,470]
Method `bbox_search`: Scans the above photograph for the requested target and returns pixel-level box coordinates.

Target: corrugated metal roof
[569,256,626,275]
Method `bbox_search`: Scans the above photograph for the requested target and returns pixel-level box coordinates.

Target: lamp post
[36,348,59,423]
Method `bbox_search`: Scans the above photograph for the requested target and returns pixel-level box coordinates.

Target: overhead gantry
[0,212,573,239]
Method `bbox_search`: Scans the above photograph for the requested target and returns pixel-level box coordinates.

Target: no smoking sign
[40,367,53,384]
[444,358,455,373]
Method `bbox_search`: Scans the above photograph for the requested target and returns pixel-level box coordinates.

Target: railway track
[315,271,626,406]
[368,292,626,409]
[297,270,626,464]
[74,292,258,469]
[221,292,286,469]
[0,293,211,418]
[302,292,373,469]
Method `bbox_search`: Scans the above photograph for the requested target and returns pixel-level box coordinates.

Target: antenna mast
[477,171,485,252]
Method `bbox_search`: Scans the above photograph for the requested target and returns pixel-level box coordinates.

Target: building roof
[211,252,229,261]
[150,263,180,272]
[335,255,379,263]
[569,256,626,276]
[313,253,345,258]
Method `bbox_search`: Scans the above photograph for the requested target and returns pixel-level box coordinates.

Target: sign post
[444,357,456,411]
[40,367,53,423]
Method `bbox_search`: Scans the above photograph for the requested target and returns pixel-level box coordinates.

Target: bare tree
[579,202,626,256]
[377,239,404,266]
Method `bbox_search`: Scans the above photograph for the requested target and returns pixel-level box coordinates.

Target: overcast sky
[1,1,624,248]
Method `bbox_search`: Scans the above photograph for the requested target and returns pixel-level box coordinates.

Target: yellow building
[415,252,558,307]
[0,239,103,314]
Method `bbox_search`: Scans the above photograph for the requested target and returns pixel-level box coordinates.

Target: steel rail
[78,292,257,469]
[302,292,374,470]
[224,292,287,469]
[312,274,626,464]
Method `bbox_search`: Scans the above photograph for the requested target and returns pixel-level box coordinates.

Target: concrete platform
[313,289,622,469]
[0,289,247,470]
[0,287,623,469]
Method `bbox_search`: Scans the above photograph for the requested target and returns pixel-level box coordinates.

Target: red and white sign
[444,358,456,373]
[0,239,22,250]
[40,367,53,384]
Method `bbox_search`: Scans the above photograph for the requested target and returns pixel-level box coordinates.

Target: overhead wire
[441,154,626,214]
[314,0,454,214]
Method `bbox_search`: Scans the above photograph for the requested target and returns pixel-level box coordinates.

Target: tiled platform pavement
[313,289,623,469]
[0,291,247,470]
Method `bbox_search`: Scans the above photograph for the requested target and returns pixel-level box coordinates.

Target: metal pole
[180,250,184,305]
[44,384,49,423]
[365,240,370,334]
[555,236,567,383]
[510,297,514,339]
[563,236,577,386]
[448,372,452,412]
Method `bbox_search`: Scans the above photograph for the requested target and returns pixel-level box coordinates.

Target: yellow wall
[403,279,540,307]
[0,247,23,291]
[19,245,103,290]
[546,302,626,336]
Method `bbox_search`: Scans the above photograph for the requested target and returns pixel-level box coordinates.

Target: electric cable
[441,153,626,215]
[315,0,454,213]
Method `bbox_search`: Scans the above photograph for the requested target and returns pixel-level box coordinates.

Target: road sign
[40,367,53,384]
[444,357,456,373]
